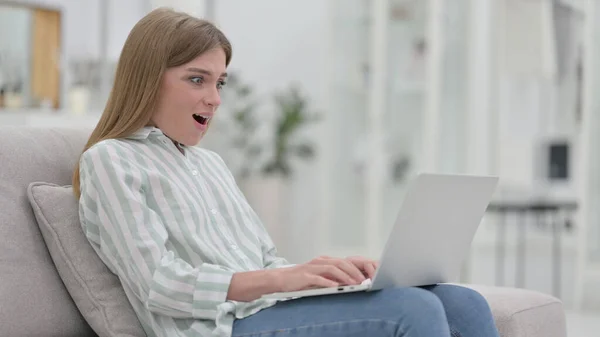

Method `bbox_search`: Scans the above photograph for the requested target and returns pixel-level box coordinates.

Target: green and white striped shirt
[78,126,291,337]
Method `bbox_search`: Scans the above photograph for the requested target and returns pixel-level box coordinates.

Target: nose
[204,87,221,108]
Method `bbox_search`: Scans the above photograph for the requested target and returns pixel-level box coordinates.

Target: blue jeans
[232,284,500,337]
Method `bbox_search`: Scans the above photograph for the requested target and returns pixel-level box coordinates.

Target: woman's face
[152,47,227,146]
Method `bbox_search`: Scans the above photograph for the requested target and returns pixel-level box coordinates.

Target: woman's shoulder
[79,139,148,184]
[82,138,139,164]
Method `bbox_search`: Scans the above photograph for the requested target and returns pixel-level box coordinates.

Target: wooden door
[30,8,61,108]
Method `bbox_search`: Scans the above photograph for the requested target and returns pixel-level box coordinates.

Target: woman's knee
[381,287,447,320]
[379,287,451,335]
[428,284,494,316]
[424,285,500,336]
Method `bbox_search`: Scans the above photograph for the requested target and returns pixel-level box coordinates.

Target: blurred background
[0,0,598,334]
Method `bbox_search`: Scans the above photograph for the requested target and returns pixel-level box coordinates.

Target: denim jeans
[232,284,500,337]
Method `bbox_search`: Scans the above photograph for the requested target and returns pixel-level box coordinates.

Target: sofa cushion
[0,127,96,337]
[28,182,146,337]
[464,284,567,337]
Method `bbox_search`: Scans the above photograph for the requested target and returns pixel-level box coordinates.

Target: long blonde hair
[72,7,232,198]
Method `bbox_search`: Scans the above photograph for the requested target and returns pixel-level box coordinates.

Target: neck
[164,133,185,155]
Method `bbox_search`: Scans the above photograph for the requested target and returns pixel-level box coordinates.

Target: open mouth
[192,114,209,125]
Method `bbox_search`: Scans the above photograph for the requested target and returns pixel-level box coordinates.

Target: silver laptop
[261,173,499,300]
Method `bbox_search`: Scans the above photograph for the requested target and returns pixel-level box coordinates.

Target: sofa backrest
[0,126,96,336]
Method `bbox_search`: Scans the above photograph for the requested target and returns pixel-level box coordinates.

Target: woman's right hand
[228,256,368,302]
[272,256,367,293]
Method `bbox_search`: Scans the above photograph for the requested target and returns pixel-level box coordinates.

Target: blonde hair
[72,7,232,198]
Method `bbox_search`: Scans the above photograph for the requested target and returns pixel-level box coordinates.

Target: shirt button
[231,244,238,250]
[191,170,198,176]
[210,209,218,215]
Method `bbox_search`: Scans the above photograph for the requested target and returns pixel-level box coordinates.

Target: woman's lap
[232,284,499,337]
[425,284,499,337]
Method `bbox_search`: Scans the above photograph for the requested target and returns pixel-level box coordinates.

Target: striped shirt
[78,126,292,337]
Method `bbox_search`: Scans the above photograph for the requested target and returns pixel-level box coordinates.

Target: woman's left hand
[345,256,379,279]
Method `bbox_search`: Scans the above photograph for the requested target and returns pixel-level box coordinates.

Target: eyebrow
[185,67,228,78]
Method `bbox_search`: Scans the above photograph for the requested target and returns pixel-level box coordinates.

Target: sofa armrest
[461,284,567,337]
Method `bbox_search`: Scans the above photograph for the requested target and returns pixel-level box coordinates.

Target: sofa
[0,126,568,337]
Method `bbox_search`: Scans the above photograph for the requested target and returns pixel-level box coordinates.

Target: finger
[347,256,377,265]
[305,274,338,289]
[347,257,378,276]
[313,264,355,285]
[364,262,376,279]
[344,257,372,278]
[309,258,362,284]
[307,255,332,265]
[337,259,366,283]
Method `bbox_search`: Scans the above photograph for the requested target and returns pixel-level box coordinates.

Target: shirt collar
[126,126,163,140]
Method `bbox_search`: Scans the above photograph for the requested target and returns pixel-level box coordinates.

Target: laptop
[261,173,499,300]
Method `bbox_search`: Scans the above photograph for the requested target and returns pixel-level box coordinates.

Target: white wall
[2,0,99,58]
[214,0,330,262]
[0,5,31,95]
[1,0,146,58]
[63,0,101,58]
[2,0,330,110]
[215,0,329,112]
[106,0,147,60]
[1,0,147,109]
[151,0,203,18]
[0,6,31,58]
[493,0,580,201]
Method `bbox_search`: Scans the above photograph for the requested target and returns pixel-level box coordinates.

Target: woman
[74,8,500,337]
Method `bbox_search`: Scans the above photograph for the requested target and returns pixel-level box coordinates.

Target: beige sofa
[0,126,567,337]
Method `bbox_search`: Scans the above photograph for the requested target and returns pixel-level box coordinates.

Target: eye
[189,76,203,84]
[217,80,227,90]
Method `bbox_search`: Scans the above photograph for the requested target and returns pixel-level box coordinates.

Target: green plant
[217,75,320,180]
[261,85,320,177]
[218,72,263,180]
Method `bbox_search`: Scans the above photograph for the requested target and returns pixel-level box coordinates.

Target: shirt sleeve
[78,142,234,320]
[262,243,295,269]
